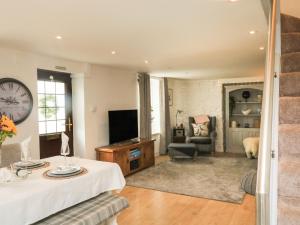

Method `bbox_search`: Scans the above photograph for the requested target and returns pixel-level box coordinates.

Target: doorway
[37,69,73,159]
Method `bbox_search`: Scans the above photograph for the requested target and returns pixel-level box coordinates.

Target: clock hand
[0,97,19,105]
[12,97,19,105]
[0,97,10,104]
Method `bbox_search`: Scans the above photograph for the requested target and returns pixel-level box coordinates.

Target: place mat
[28,162,50,170]
[15,162,50,170]
[43,167,88,180]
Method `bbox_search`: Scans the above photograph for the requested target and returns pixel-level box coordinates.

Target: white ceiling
[0,0,267,79]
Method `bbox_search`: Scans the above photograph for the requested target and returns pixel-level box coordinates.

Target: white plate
[50,166,81,175]
[15,161,42,167]
[46,168,83,178]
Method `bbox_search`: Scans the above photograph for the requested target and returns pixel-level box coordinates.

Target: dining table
[0,156,126,225]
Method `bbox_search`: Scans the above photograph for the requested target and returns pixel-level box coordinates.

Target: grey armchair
[186,116,217,154]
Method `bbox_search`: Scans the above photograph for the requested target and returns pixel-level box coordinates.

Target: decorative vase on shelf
[231,121,237,128]
[257,94,262,103]
[241,108,252,115]
[242,91,251,102]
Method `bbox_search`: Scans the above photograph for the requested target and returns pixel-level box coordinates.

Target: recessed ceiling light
[144,60,149,64]
[229,0,239,2]
[56,36,62,40]
[259,46,265,50]
[111,51,116,55]
[249,30,256,35]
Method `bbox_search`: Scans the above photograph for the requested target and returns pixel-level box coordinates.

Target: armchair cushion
[186,136,212,144]
[187,116,217,153]
[192,122,209,137]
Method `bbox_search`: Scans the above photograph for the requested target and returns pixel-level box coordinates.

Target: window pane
[46,121,56,133]
[57,120,66,132]
[45,81,55,94]
[45,95,56,107]
[37,81,45,93]
[57,108,65,120]
[39,121,46,134]
[45,108,56,120]
[56,95,65,107]
[56,82,65,94]
[38,108,46,121]
[38,94,46,107]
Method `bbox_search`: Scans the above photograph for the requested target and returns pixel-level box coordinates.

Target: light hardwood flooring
[117,155,255,225]
[118,186,256,225]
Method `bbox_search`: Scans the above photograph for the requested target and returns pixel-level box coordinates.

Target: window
[150,78,161,134]
[38,80,66,134]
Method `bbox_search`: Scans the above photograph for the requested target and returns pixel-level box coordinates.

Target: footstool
[168,143,197,160]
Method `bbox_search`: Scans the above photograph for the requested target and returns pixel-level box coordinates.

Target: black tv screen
[108,110,138,144]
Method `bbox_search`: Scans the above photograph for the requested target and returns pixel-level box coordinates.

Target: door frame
[37,68,74,158]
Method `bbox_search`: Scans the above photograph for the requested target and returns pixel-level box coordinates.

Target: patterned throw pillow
[192,122,209,137]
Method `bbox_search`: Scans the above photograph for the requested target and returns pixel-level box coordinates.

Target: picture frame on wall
[168,89,173,106]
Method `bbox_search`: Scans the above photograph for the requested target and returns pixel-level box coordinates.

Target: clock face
[0,78,33,124]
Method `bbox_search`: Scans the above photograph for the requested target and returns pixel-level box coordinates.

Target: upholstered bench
[168,143,197,160]
[33,192,129,225]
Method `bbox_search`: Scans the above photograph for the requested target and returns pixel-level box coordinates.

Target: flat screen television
[108,109,138,144]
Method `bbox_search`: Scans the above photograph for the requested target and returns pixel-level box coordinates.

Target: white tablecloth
[0,156,126,225]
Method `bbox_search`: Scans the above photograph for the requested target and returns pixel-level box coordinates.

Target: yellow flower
[0,115,17,134]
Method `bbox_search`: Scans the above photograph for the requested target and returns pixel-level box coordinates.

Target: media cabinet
[95,139,155,176]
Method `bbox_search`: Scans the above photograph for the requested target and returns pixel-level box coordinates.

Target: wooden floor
[118,186,256,225]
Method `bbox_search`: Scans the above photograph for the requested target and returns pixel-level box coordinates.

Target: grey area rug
[126,157,257,204]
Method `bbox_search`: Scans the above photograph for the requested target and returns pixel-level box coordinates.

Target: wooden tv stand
[95,139,155,176]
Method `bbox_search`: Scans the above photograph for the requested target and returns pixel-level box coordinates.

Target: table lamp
[176,110,183,128]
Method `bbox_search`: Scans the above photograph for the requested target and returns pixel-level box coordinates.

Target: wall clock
[0,78,33,124]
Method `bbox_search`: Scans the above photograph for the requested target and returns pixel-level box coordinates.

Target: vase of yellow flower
[0,115,17,163]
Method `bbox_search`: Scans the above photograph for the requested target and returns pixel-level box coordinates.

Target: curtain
[159,78,171,154]
[138,73,152,140]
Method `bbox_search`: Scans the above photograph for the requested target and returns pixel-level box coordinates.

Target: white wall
[83,65,137,159]
[0,47,138,159]
[0,47,86,159]
[168,76,264,152]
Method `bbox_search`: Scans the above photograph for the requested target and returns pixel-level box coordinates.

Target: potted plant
[0,115,17,147]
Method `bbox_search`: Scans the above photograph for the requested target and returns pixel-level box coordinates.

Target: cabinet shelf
[235,102,261,104]
[231,114,261,117]
[229,127,260,130]
[129,156,141,161]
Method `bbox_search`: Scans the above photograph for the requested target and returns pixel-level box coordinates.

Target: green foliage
[39,95,57,119]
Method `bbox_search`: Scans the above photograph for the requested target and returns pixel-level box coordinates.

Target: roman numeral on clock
[8,82,13,89]
[20,92,27,97]
[16,85,21,93]
[0,84,5,91]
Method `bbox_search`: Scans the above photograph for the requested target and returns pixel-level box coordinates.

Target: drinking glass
[61,145,70,167]
[21,148,31,162]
